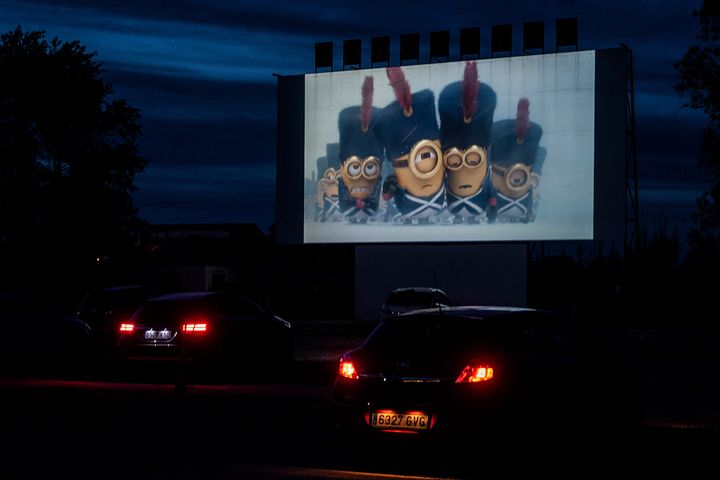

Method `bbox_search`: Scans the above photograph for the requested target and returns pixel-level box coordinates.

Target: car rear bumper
[332,380,509,437]
[114,343,215,363]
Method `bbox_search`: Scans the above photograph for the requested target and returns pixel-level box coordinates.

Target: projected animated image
[304,52,594,243]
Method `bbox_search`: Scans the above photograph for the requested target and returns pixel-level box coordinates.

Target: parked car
[116,292,293,376]
[380,287,454,320]
[0,293,91,373]
[75,285,152,353]
[333,306,639,442]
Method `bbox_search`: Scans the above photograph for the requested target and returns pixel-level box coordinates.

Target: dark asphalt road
[0,371,717,479]
[1,323,718,478]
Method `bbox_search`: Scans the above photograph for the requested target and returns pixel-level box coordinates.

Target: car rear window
[135,298,218,324]
[364,312,557,354]
[385,291,435,307]
[134,295,265,324]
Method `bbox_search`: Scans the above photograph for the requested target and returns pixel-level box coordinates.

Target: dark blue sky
[0,0,710,231]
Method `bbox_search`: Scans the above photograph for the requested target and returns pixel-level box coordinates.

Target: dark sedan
[333,306,639,442]
[0,294,91,374]
[116,292,293,376]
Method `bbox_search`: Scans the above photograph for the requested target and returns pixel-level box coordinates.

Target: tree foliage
[675,1,720,265]
[0,26,147,289]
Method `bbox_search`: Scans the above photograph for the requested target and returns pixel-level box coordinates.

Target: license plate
[144,329,173,340]
[369,412,430,431]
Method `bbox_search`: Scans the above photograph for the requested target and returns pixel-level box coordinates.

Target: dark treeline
[529,223,716,328]
[0,26,147,307]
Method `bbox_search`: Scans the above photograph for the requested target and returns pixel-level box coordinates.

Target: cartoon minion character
[337,76,384,223]
[314,156,327,222]
[315,177,325,221]
[377,67,446,223]
[321,143,342,222]
[439,61,498,224]
[490,98,543,223]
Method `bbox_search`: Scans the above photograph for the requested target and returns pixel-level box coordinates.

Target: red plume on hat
[516,98,530,143]
[360,76,373,132]
[462,61,478,123]
[386,67,413,116]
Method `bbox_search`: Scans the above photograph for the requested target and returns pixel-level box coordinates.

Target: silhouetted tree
[675,1,720,267]
[0,26,147,294]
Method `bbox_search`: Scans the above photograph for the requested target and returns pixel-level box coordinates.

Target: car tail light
[182,322,208,334]
[339,360,358,380]
[119,323,135,333]
[455,364,495,383]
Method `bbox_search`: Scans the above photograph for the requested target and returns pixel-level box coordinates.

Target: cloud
[135,164,274,197]
[636,113,710,183]
[105,65,276,122]
[133,164,276,227]
[5,0,374,38]
[138,115,276,168]
[2,0,312,81]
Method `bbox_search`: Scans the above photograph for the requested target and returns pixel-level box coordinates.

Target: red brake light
[339,360,358,380]
[119,323,135,333]
[182,322,208,334]
[456,364,495,383]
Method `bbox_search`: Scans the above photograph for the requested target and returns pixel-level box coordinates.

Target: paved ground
[0,376,717,479]
[0,322,718,478]
[3,321,720,429]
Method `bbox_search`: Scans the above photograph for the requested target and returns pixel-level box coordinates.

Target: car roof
[391,287,444,293]
[85,285,147,294]
[150,291,222,302]
[104,285,146,291]
[399,305,538,319]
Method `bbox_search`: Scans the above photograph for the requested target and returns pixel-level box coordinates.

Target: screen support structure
[622,44,640,265]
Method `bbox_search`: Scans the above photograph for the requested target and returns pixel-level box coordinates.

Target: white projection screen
[302,51,595,243]
[276,49,624,245]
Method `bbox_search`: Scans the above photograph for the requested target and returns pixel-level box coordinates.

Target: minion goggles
[342,156,381,180]
[443,145,488,171]
[323,168,339,183]
[390,139,443,179]
[491,163,539,195]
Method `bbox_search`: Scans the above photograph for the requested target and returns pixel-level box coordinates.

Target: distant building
[142,223,269,294]
[148,223,265,242]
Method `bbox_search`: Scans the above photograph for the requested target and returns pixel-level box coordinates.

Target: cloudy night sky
[0,0,710,232]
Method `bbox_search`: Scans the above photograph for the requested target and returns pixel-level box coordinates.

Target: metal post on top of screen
[313,19,578,69]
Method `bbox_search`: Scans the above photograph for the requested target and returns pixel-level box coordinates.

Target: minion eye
[414,150,436,166]
[445,154,462,168]
[348,163,362,177]
[364,162,379,177]
[510,170,528,186]
[466,152,482,166]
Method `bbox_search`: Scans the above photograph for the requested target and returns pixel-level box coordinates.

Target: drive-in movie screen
[303,51,595,243]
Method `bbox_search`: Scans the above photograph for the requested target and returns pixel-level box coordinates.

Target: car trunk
[130,300,217,347]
